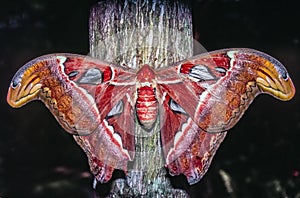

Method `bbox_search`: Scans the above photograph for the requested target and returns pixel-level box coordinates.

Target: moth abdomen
[136,86,158,130]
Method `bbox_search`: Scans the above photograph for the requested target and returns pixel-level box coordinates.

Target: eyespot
[67,71,79,79]
[169,99,187,114]
[106,100,124,118]
[215,66,227,75]
[189,65,215,81]
[280,70,289,81]
[11,76,22,89]
[12,80,19,88]
[78,68,102,84]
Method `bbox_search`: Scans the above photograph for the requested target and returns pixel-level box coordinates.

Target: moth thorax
[135,86,158,130]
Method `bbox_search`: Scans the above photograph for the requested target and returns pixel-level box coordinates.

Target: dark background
[0,0,299,197]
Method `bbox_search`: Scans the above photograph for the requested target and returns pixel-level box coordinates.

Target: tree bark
[89,0,193,197]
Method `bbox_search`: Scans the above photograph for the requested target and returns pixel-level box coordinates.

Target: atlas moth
[7,48,295,184]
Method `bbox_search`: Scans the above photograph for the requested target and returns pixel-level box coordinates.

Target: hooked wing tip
[228,48,296,101]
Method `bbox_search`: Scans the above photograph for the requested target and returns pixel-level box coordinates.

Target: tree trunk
[89,0,193,197]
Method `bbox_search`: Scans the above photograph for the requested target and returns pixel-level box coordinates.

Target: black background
[0,0,299,197]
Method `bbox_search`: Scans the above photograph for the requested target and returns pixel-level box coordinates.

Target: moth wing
[7,54,136,182]
[156,48,294,184]
[158,48,295,133]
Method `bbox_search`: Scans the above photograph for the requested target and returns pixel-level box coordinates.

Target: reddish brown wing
[158,88,227,184]
[156,48,295,184]
[6,54,137,182]
[156,54,227,184]
[62,55,137,182]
